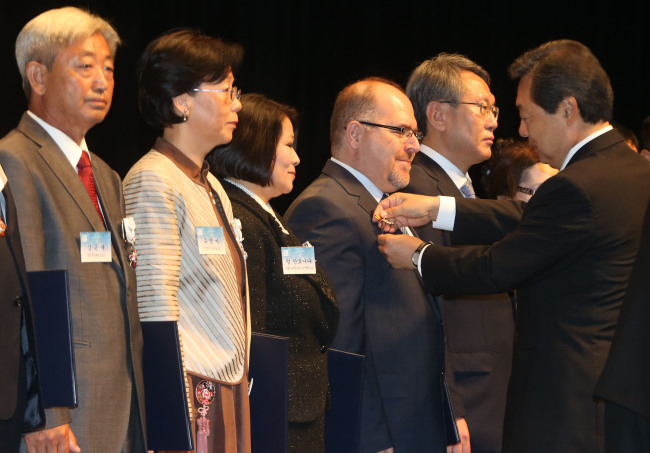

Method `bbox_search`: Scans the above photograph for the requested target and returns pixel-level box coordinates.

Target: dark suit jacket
[419,129,650,453]
[595,196,650,420]
[286,160,447,453]
[223,182,339,425]
[0,113,146,451]
[0,183,43,452]
[405,153,515,453]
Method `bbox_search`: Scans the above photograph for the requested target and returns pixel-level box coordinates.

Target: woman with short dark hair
[210,93,339,453]
[482,138,557,201]
[124,29,250,453]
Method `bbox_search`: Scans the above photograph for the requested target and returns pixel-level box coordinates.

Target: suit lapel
[38,144,107,232]
[322,160,384,234]
[18,114,125,273]
[228,183,324,290]
[18,114,106,232]
[93,162,126,274]
[416,153,462,198]
[412,155,456,247]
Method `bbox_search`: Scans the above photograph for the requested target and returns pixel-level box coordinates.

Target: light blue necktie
[459,179,477,199]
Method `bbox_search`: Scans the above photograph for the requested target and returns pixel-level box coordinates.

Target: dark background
[1,0,648,212]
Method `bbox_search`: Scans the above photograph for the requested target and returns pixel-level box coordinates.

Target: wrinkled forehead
[57,32,115,62]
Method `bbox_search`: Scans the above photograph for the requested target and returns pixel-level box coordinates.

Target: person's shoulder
[291,172,351,207]
[0,127,35,158]
[124,150,178,186]
[287,180,349,221]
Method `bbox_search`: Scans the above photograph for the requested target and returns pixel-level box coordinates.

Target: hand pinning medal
[373,214,394,227]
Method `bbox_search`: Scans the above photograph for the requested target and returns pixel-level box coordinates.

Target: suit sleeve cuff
[417,243,433,276]
[43,407,72,429]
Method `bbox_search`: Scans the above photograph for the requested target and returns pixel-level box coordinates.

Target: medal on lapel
[121,217,137,269]
[0,218,6,237]
[195,380,216,453]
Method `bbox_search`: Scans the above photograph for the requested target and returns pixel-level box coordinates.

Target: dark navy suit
[286,160,448,452]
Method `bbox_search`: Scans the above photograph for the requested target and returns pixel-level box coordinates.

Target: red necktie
[77,152,105,226]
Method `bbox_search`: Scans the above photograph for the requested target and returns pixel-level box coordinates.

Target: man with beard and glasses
[286,78,451,452]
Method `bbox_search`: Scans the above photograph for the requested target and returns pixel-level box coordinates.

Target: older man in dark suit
[375,40,650,453]
[404,53,513,453]
[0,169,43,452]
[0,7,145,452]
[286,78,451,452]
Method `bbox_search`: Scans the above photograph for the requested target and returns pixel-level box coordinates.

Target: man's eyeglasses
[190,86,242,101]
[356,120,423,141]
[439,100,499,120]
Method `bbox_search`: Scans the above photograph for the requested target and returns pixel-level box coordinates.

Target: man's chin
[389,172,410,191]
[85,111,110,125]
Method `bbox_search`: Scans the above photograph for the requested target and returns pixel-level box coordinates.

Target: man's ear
[426,101,447,132]
[345,120,363,150]
[561,97,579,124]
[25,61,48,96]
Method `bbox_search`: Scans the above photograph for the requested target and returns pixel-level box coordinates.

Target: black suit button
[14,296,23,307]
[320,345,327,353]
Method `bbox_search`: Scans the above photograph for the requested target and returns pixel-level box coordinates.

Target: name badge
[281,246,316,275]
[196,227,226,255]
[80,232,112,263]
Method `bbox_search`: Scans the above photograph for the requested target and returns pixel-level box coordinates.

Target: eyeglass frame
[439,100,499,120]
[189,86,242,101]
[353,120,424,141]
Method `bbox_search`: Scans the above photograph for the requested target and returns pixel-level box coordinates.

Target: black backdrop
[1,0,648,212]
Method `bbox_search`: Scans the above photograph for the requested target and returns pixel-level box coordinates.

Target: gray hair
[406,53,490,135]
[15,6,121,99]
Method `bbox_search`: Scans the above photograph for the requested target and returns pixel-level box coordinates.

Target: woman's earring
[183,108,189,122]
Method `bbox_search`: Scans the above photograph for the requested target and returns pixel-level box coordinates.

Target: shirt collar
[560,124,613,170]
[419,143,471,189]
[331,157,386,202]
[27,110,89,170]
[153,136,209,184]
[224,178,290,235]
[0,164,6,192]
[0,165,5,221]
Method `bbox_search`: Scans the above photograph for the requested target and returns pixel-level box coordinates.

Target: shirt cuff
[431,195,456,231]
[417,243,433,276]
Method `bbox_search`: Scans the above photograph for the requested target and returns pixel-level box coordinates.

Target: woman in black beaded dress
[208,93,339,453]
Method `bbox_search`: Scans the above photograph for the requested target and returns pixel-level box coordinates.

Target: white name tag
[281,246,316,275]
[80,232,112,263]
[196,226,226,255]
